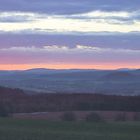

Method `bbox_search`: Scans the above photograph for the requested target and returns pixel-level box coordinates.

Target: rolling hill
[0,68,140,95]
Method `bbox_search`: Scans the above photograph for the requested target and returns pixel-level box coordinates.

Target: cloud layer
[0,0,140,34]
[0,10,140,33]
[0,0,139,69]
[0,45,139,66]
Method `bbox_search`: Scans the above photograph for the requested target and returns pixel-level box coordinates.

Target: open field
[13,111,140,121]
[0,118,140,140]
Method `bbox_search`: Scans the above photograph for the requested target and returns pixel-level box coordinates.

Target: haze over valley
[0,68,140,95]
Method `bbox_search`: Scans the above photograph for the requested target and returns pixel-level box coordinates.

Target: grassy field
[0,118,140,140]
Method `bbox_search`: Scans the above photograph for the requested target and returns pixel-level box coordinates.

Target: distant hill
[116,68,135,71]
[0,68,140,95]
[100,71,136,81]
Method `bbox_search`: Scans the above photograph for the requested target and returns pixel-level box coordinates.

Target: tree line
[0,86,140,116]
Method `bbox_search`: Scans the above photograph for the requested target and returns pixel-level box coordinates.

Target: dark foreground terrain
[0,118,140,140]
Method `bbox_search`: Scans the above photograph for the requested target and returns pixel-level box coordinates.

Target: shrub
[86,112,103,122]
[134,113,140,121]
[115,113,126,121]
[61,112,76,121]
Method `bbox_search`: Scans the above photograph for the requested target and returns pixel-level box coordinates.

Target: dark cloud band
[0,0,140,14]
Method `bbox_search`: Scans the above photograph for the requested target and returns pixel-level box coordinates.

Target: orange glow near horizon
[0,63,139,70]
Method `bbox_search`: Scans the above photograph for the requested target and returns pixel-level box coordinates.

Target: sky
[0,0,140,70]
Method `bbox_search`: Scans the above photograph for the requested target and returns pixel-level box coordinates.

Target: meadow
[0,118,140,140]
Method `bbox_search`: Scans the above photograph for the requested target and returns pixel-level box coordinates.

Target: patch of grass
[0,118,140,140]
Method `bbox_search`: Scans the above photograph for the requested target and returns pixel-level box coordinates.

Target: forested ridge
[0,86,140,116]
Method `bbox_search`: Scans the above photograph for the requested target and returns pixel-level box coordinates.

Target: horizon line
[0,67,139,71]
[0,64,139,71]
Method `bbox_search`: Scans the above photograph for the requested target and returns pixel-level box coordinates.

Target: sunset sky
[0,0,140,70]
